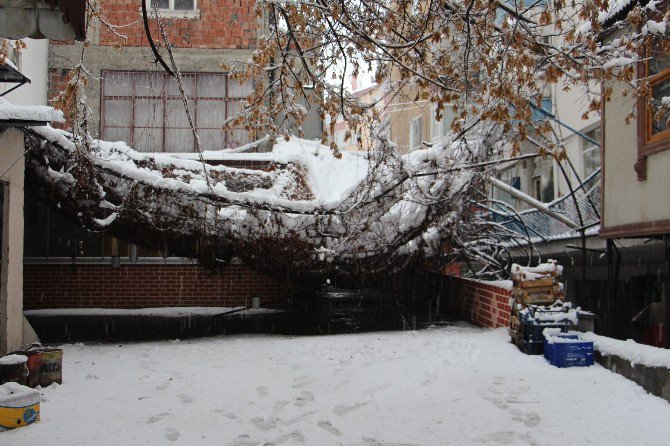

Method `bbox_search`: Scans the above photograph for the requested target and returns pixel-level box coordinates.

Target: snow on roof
[31,124,369,210]
[600,0,657,27]
[0,97,64,124]
[23,307,282,318]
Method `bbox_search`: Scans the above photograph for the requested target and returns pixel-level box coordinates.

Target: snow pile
[520,301,579,325]
[0,354,27,366]
[462,277,514,291]
[582,332,670,369]
[0,382,33,398]
[0,97,64,123]
[511,260,562,282]
[543,329,591,344]
[5,327,670,445]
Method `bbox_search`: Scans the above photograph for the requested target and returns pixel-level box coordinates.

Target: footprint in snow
[256,386,268,397]
[164,427,180,442]
[333,402,369,416]
[273,431,305,444]
[294,391,314,407]
[292,378,315,389]
[179,393,194,403]
[228,434,259,446]
[474,430,517,444]
[317,420,341,436]
[251,417,278,432]
[85,374,99,380]
[511,410,541,427]
[273,400,289,410]
[146,412,170,424]
[281,411,316,426]
[363,383,391,397]
[156,382,170,391]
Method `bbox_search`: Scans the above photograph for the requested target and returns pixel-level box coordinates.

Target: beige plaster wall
[0,128,24,355]
[603,81,670,229]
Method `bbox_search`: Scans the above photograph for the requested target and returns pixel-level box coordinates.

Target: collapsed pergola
[23,124,527,283]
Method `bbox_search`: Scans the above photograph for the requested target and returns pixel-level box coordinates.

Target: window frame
[409,115,423,151]
[145,0,199,19]
[100,70,252,153]
[638,23,670,159]
[581,125,601,178]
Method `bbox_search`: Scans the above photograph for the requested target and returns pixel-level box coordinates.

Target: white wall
[1,38,48,106]
[602,79,670,231]
[0,128,25,355]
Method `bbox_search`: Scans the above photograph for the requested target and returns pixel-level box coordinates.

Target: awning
[0,0,86,41]
[0,58,31,97]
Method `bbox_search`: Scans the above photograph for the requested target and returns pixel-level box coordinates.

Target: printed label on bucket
[0,403,40,430]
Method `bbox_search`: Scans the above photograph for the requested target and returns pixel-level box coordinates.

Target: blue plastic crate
[544,332,594,368]
[522,321,569,343]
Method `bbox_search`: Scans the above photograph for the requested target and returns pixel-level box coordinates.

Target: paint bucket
[251,296,261,309]
[39,348,63,387]
[9,351,42,389]
[0,355,28,386]
[0,382,40,431]
[12,345,63,387]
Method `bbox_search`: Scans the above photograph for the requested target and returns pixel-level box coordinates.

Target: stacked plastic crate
[543,329,595,367]
[509,261,577,355]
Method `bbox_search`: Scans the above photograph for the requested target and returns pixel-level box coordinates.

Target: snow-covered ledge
[582,332,670,403]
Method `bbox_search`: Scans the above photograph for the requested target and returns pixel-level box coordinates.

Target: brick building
[24,1,312,311]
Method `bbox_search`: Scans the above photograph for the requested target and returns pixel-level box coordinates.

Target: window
[582,127,601,178]
[495,165,520,209]
[509,96,551,126]
[145,0,199,18]
[642,38,670,149]
[150,0,195,11]
[531,96,552,122]
[430,105,456,142]
[409,115,423,151]
[531,156,554,203]
[101,71,253,152]
[24,194,166,260]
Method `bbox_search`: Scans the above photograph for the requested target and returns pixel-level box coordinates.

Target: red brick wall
[24,263,295,309]
[47,69,73,128]
[98,0,258,49]
[444,275,511,328]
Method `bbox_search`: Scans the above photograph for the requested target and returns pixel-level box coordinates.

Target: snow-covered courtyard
[6,325,670,446]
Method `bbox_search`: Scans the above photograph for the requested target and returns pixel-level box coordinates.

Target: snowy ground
[6,325,670,446]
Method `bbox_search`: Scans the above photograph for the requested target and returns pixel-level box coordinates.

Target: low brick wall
[444,276,512,328]
[24,263,296,309]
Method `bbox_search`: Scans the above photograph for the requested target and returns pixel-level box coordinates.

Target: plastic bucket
[0,383,40,431]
